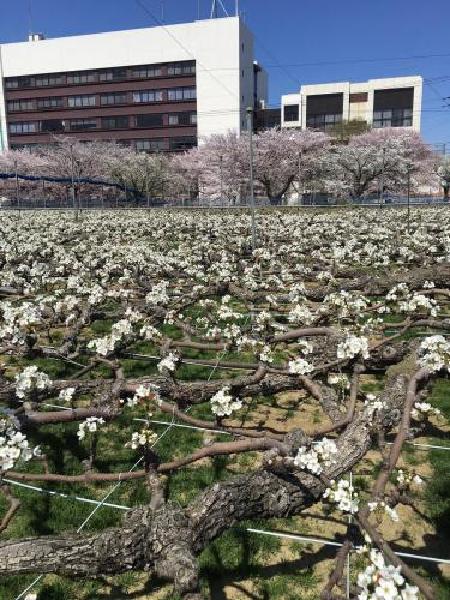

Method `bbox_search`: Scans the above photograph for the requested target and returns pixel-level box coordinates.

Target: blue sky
[2,0,450,146]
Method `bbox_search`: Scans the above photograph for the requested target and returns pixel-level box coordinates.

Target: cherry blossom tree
[178,129,329,204]
[324,128,432,199]
[437,157,450,201]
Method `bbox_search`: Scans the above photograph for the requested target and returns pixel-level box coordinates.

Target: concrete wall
[0,17,254,146]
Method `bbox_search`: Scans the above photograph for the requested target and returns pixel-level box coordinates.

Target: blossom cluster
[157,352,179,373]
[0,418,35,471]
[323,478,359,513]
[367,501,399,523]
[337,334,370,361]
[210,387,242,417]
[15,366,52,399]
[77,417,105,440]
[129,428,158,449]
[293,438,338,474]
[411,401,441,421]
[357,545,419,600]
[127,384,161,409]
[417,335,450,373]
[288,356,314,375]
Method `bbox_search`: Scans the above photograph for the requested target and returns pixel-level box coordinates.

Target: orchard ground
[0,207,449,600]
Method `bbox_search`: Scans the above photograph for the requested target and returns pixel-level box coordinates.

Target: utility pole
[407,166,411,233]
[219,154,224,205]
[70,144,78,220]
[378,147,385,209]
[235,0,239,16]
[14,159,20,216]
[246,106,257,249]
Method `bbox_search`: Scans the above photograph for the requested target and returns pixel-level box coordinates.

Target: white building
[281,76,422,133]
[0,17,267,151]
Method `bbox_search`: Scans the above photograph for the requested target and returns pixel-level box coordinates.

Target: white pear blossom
[288,357,313,375]
[337,334,369,361]
[15,366,52,399]
[323,478,359,513]
[77,417,105,440]
[127,384,161,408]
[357,544,418,600]
[157,352,179,373]
[210,387,242,417]
[0,419,34,471]
[128,428,158,449]
[293,438,338,475]
[417,335,450,372]
[58,387,76,403]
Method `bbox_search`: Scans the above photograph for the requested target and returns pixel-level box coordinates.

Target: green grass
[423,378,450,595]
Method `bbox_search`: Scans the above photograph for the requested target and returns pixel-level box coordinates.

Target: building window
[373,88,414,128]
[283,104,299,122]
[306,113,342,130]
[101,116,129,129]
[169,136,197,151]
[35,74,65,87]
[68,95,96,108]
[167,62,196,75]
[100,92,128,105]
[40,119,65,133]
[69,118,97,131]
[5,79,19,89]
[9,121,38,134]
[67,71,97,84]
[131,66,162,79]
[373,108,413,128]
[135,113,164,128]
[7,99,35,112]
[99,68,127,82]
[167,87,196,101]
[37,97,64,109]
[135,138,166,152]
[168,112,197,126]
[133,90,164,103]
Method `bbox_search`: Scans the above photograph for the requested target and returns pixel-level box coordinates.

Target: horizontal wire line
[246,529,450,565]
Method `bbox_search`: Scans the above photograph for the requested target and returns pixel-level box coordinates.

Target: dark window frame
[283,104,299,122]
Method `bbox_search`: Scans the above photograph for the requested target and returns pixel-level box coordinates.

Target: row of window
[8,112,198,134]
[7,87,197,113]
[284,107,414,130]
[5,62,196,89]
[10,137,197,153]
[306,113,342,129]
[135,137,196,152]
[372,108,413,128]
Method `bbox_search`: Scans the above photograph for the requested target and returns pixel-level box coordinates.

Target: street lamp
[378,147,385,209]
[246,106,257,249]
[69,143,77,220]
[14,159,20,216]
